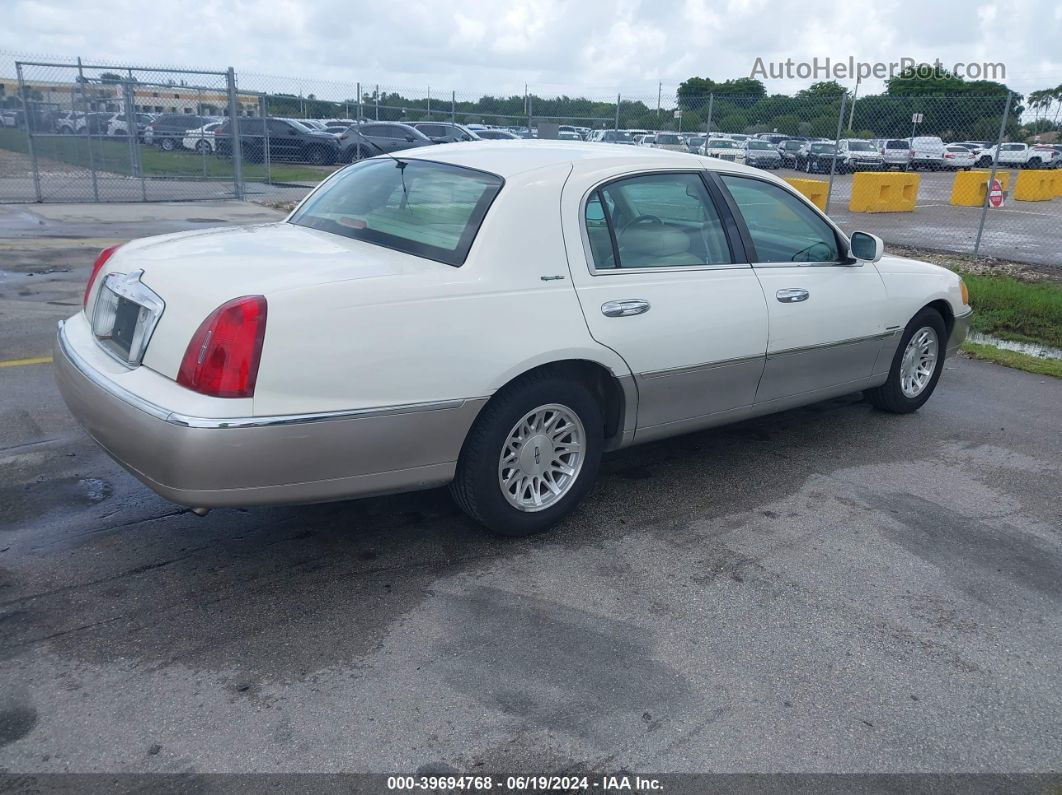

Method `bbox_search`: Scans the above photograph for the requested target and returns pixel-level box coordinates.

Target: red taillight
[177,296,267,398]
[83,245,120,307]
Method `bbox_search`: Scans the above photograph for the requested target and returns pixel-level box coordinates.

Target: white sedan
[181,121,224,153]
[56,142,971,536]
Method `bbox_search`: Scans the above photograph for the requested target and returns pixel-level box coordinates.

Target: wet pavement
[0,202,1060,773]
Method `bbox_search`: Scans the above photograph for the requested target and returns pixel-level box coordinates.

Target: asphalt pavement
[0,202,1060,775]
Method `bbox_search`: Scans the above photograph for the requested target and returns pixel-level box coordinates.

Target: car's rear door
[561,168,768,438]
[713,173,890,404]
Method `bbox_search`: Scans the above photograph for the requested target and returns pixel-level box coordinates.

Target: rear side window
[721,175,839,264]
[584,173,732,269]
[289,159,503,266]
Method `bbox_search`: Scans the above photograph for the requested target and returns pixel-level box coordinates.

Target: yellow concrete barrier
[1013,170,1056,202]
[848,172,919,213]
[784,178,829,212]
[950,170,1010,207]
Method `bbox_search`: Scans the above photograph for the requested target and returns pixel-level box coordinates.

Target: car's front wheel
[865,308,947,414]
[450,372,603,536]
[159,137,176,151]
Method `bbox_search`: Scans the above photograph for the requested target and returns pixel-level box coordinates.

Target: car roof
[392,140,771,179]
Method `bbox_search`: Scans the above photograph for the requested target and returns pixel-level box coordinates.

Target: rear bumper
[54,321,485,508]
[947,309,973,357]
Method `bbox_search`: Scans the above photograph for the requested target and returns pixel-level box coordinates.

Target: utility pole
[847,76,860,132]
[656,82,661,123]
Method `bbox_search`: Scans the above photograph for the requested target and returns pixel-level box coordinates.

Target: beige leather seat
[618,224,702,267]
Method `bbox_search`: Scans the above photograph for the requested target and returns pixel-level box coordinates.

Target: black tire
[450,371,604,537]
[160,137,175,151]
[195,139,211,153]
[305,146,328,165]
[865,308,948,414]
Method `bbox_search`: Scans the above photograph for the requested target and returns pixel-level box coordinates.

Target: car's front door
[714,173,890,404]
[561,169,769,437]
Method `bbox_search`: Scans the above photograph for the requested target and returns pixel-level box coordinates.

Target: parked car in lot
[738,139,782,169]
[942,145,976,170]
[557,131,582,141]
[699,138,741,161]
[635,134,656,146]
[323,119,356,133]
[974,142,1058,169]
[778,138,806,168]
[476,129,520,140]
[337,121,432,162]
[879,139,913,171]
[108,112,156,140]
[145,114,216,150]
[215,117,341,165]
[589,130,635,144]
[909,136,946,170]
[802,142,842,173]
[182,121,224,153]
[56,142,971,536]
[685,136,707,154]
[837,139,884,171]
[412,122,480,143]
[652,132,687,152]
[54,111,87,134]
[1,109,24,128]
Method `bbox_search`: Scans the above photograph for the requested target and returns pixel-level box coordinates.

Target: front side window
[720,175,840,264]
[290,159,503,266]
[584,173,732,270]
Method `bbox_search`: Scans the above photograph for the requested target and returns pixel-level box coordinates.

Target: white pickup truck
[976,143,1061,169]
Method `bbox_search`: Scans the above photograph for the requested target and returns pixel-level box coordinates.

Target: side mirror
[849,231,884,263]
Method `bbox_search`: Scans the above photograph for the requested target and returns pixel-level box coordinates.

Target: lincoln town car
[55,142,971,536]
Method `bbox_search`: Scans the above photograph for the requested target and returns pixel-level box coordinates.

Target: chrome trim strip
[640,353,765,380]
[58,321,469,431]
[767,330,897,359]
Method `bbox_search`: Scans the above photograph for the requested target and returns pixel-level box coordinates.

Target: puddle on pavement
[967,331,1062,361]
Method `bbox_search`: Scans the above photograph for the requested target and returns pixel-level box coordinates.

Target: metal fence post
[375,85,379,120]
[705,93,714,134]
[226,67,243,200]
[121,80,146,201]
[16,62,43,202]
[77,57,100,202]
[973,91,1012,256]
[259,94,271,186]
[824,92,847,214]
[356,82,361,122]
[451,91,456,123]
[615,93,620,130]
[426,85,431,119]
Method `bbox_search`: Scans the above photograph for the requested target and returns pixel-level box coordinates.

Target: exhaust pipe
[190,507,211,517]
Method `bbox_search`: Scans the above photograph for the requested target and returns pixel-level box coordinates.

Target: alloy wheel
[498,403,585,512]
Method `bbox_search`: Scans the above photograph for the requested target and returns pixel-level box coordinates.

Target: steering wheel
[620,214,663,234]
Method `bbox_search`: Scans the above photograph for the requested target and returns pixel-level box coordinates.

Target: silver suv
[880,139,913,171]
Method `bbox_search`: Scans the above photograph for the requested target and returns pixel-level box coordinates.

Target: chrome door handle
[776,288,809,303]
[601,299,650,317]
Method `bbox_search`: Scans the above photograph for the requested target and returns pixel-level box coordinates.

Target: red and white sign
[988,178,1005,208]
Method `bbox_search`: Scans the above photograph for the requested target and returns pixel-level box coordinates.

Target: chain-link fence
[1,53,1059,265]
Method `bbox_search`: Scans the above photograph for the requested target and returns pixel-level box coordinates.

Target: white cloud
[0,0,1059,99]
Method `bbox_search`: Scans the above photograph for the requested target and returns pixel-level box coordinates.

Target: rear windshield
[289,158,503,266]
[656,134,682,144]
[747,141,772,150]
[885,140,909,149]
[848,141,874,151]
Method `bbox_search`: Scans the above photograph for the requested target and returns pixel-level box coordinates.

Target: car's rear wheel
[195,139,211,153]
[450,372,603,536]
[159,137,175,151]
[865,308,947,414]
[305,146,328,165]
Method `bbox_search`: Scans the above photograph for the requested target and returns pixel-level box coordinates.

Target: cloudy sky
[2,0,1060,101]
